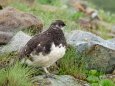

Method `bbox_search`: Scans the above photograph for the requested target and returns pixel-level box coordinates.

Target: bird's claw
[44,73,56,78]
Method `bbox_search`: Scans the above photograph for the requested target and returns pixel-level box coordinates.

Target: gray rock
[107,38,115,44]
[67,30,115,73]
[32,75,83,86]
[0,31,13,45]
[0,31,31,55]
[111,25,115,33]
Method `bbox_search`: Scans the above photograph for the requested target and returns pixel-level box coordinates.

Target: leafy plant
[92,83,99,86]
[99,79,115,86]
[86,75,99,83]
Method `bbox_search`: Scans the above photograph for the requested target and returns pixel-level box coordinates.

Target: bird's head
[50,20,66,30]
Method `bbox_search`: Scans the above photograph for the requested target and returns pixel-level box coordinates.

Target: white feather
[26,43,66,67]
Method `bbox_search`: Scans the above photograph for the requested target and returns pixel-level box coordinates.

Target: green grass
[99,10,115,24]
[99,79,115,86]
[58,46,87,80]
[92,79,115,86]
[0,52,18,70]
[0,63,35,86]
[38,0,62,6]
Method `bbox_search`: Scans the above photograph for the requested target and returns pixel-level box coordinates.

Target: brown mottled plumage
[19,20,67,74]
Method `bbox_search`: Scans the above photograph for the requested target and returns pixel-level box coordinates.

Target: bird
[19,20,67,75]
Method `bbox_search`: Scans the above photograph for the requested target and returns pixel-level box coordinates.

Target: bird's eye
[63,23,66,26]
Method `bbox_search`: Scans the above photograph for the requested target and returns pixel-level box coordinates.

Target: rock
[72,0,88,12]
[111,25,115,33]
[67,30,115,73]
[112,70,115,75]
[98,21,112,31]
[77,16,100,30]
[83,84,90,86]
[0,7,43,32]
[0,0,8,6]
[0,31,13,45]
[107,38,115,44]
[77,18,91,28]
[85,8,97,16]
[32,75,88,86]
[77,17,115,37]
[71,0,99,18]
[96,22,115,35]
[0,31,31,55]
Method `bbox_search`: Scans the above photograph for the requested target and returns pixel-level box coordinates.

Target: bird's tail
[18,46,27,60]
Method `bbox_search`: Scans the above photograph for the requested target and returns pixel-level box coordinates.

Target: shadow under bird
[19,20,67,76]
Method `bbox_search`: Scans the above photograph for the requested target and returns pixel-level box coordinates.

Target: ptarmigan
[19,20,67,75]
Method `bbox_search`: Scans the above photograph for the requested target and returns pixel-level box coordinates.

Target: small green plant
[87,69,114,86]
[99,79,115,86]
[92,83,99,86]
[86,75,99,83]
[88,69,105,76]
[90,70,97,75]
[90,78,115,86]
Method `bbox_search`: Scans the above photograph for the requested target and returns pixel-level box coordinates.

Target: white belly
[26,43,66,67]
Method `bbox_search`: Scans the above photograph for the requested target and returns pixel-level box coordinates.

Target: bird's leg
[43,67,50,74]
[43,67,55,78]
[25,59,33,66]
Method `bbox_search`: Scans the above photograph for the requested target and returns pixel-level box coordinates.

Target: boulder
[77,18,91,28]
[32,75,88,86]
[0,0,8,6]
[111,25,115,33]
[72,0,88,12]
[107,38,115,44]
[0,31,31,55]
[0,31,13,45]
[67,30,115,73]
[0,7,43,32]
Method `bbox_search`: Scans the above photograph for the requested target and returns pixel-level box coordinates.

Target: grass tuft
[0,63,35,86]
[58,46,87,80]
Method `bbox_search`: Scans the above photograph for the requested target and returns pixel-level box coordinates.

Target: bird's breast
[50,43,66,58]
[30,43,66,67]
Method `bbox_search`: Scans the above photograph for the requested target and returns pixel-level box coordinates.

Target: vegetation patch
[0,63,35,86]
[58,46,87,80]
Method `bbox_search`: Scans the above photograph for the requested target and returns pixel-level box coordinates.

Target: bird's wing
[19,33,51,58]
[33,39,52,56]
